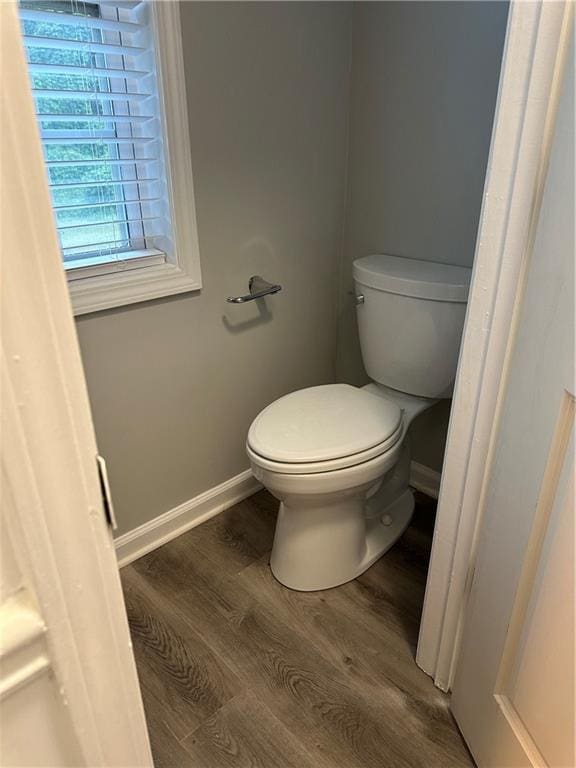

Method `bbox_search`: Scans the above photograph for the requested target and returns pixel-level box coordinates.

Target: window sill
[66,249,167,282]
[69,258,201,316]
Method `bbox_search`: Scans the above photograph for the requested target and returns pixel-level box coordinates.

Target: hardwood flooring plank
[182,690,326,768]
[122,566,243,740]
[237,552,442,703]
[236,555,471,766]
[130,533,255,621]
[124,490,474,768]
[131,554,368,767]
[174,490,277,578]
[130,538,463,766]
[142,710,196,768]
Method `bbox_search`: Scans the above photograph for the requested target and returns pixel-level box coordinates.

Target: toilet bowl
[247,254,472,591]
[247,382,433,590]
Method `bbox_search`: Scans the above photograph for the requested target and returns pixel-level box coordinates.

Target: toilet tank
[353,254,472,398]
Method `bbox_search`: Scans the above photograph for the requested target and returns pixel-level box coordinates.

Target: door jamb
[1,2,153,764]
[416,0,574,692]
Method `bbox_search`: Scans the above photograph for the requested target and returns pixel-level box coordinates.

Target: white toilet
[247,254,471,591]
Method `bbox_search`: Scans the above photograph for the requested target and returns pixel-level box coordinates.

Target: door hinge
[96,454,117,531]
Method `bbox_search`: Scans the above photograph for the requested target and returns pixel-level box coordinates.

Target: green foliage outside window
[21,0,131,260]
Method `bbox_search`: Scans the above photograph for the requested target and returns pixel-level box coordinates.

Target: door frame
[416,0,574,692]
[1,2,153,764]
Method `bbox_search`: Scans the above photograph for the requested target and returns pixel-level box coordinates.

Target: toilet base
[355,488,414,577]
[269,488,415,592]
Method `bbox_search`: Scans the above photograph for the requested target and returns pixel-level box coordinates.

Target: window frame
[57,1,202,315]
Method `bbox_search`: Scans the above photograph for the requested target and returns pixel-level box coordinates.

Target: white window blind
[18,0,172,272]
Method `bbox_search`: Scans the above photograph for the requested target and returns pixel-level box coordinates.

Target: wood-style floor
[121,489,474,768]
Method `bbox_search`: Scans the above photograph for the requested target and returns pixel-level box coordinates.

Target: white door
[451,24,574,768]
[0,2,153,765]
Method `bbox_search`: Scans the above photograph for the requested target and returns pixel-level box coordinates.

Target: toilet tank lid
[353,254,472,302]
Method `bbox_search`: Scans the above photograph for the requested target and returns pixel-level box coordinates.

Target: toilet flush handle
[355,294,365,306]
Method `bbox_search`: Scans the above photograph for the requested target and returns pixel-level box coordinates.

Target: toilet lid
[247,384,402,464]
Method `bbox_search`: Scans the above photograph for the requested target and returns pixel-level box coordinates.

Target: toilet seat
[247,421,403,474]
[247,384,403,475]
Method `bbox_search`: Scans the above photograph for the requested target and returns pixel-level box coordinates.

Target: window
[18,0,201,314]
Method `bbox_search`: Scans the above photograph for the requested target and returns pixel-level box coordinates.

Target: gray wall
[76,2,352,535]
[77,1,509,537]
[336,1,508,470]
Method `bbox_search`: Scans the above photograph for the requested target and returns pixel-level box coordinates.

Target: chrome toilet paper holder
[227,275,282,304]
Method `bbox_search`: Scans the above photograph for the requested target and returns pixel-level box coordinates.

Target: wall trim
[115,470,262,567]
[410,462,441,499]
[116,463,439,569]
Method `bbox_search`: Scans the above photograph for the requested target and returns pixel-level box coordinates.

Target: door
[0,2,153,765]
[451,23,574,768]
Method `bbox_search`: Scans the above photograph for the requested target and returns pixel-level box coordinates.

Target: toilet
[247,254,472,591]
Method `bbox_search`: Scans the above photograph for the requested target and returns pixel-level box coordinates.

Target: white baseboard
[114,469,262,568]
[410,461,442,499]
[115,462,439,568]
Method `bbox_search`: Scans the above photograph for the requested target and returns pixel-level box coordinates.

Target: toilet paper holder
[227,275,282,304]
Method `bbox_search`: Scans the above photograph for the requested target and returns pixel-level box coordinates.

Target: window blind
[19,0,170,269]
